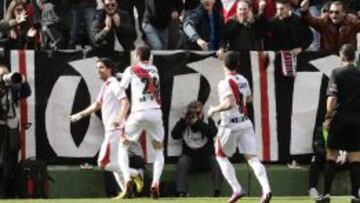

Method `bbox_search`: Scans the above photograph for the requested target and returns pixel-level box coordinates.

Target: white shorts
[125,108,164,142]
[215,120,257,157]
[97,129,123,173]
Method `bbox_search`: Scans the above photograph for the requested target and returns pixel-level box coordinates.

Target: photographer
[0,65,31,198]
[171,101,223,197]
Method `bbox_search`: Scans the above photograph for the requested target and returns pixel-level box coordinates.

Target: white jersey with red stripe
[96,77,127,132]
[120,62,161,113]
[218,73,251,126]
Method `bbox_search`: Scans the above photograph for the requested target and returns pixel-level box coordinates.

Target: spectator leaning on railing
[183,0,224,51]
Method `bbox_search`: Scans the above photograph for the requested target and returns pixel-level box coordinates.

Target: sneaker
[259,192,272,203]
[351,197,360,203]
[228,191,245,203]
[132,175,144,193]
[113,180,133,199]
[214,190,221,197]
[309,188,320,199]
[151,184,160,199]
[315,194,330,203]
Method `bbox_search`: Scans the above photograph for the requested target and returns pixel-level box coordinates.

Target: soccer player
[69,58,143,198]
[208,51,272,203]
[118,46,165,199]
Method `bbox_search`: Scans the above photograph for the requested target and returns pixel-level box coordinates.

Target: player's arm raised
[208,95,236,117]
[70,102,101,123]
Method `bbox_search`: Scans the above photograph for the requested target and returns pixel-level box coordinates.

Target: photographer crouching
[171,101,223,197]
[0,65,31,198]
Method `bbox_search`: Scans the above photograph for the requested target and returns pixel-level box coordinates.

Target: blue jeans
[68,5,95,49]
[142,23,169,50]
[307,5,321,51]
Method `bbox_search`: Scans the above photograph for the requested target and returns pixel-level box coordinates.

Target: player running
[69,58,143,198]
[208,51,272,203]
[118,46,165,199]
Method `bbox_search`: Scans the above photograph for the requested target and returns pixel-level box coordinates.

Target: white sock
[129,168,139,177]
[216,157,242,193]
[118,143,131,182]
[152,149,164,187]
[248,157,271,195]
[113,172,125,192]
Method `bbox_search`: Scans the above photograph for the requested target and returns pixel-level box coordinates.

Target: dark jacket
[347,0,360,15]
[220,17,265,51]
[92,9,136,50]
[171,117,217,159]
[302,11,360,52]
[143,0,182,30]
[183,5,224,50]
[260,14,313,51]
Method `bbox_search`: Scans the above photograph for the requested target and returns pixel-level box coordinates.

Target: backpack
[16,159,50,198]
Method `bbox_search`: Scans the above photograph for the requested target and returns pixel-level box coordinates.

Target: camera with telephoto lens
[0,72,22,86]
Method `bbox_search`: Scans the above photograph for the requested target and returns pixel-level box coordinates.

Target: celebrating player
[208,51,272,203]
[69,58,143,198]
[118,46,165,199]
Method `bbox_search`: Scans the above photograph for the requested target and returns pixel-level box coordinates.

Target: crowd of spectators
[0,0,358,52]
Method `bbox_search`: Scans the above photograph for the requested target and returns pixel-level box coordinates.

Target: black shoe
[315,195,330,203]
[259,192,272,203]
[214,190,221,197]
[351,197,360,203]
[177,192,187,197]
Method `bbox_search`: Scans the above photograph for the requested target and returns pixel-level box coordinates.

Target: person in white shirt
[118,46,165,199]
[69,58,143,198]
[208,51,272,203]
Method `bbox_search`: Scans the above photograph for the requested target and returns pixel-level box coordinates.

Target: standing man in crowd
[92,0,136,50]
[69,58,142,198]
[118,46,165,199]
[208,51,271,203]
[217,0,265,58]
[142,0,182,50]
[318,44,360,203]
[259,0,313,54]
[300,0,360,52]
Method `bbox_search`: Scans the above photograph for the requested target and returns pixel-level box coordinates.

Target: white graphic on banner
[290,72,322,155]
[167,57,224,156]
[310,55,340,77]
[46,57,104,157]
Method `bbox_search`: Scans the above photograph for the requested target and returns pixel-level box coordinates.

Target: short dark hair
[330,1,346,11]
[223,51,239,71]
[136,46,151,61]
[97,57,116,74]
[339,44,355,62]
[187,100,203,111]
[275,0,291,6]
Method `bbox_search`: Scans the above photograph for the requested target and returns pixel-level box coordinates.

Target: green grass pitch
[0,197,351,203]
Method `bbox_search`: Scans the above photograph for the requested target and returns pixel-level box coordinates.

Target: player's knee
[244,154,257,161]
[152,140,163,149]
